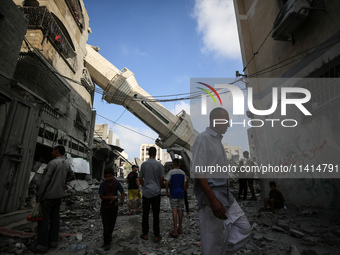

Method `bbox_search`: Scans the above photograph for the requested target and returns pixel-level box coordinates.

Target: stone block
[272,226,286,233]
[289,229,304,238]
[290,245,301,255]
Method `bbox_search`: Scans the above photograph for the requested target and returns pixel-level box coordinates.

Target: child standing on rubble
[98,168,125,251]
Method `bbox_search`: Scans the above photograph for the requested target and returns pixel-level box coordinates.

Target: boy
[165,158,187,238]
[263,181,285,213]
[99,168,125,251]
[126,165,142,215]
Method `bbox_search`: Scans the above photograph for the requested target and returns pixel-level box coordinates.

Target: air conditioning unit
[272,0,311,41]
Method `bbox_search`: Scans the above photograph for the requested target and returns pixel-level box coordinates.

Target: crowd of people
[29,107,285,254]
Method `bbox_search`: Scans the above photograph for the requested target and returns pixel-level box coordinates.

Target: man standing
[119,167,124,178]
[243,151,257,201]
[30,145,74,253]
[192,107,251,254]
[126,165,142,215]
[139,146,164,242]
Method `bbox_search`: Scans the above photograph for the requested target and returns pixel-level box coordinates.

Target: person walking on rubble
[30,145,74,254]
[126,165,142,215]
[139,146,164,242]
[165,158,188,238]
[99,168,125,251]
[191,107,251,254]
[243,151,257,201]
[237,160,248,201]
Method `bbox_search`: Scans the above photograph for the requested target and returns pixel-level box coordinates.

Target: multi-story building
[234,0,340,208]
[94,124,113,145]
[140,143,164,163]
[0,0,95,213]
[223,144,242,162]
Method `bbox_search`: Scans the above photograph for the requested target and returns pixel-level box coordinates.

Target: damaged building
[0,0,107,215]
[0,0,195,217]
[233,0,340,208]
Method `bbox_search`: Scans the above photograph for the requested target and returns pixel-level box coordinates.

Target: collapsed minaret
[84,44,198,150]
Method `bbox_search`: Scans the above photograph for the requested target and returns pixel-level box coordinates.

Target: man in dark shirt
[126,165,141,215]
[99,168,125,251]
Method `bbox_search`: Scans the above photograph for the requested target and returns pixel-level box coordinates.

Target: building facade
[234,0,340,208]
[94,124,113,145]
[223,143,242,162]
[0,0,95,213]
[140,143,164,162]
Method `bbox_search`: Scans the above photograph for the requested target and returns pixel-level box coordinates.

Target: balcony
[20,6,77,71]
[65,0,85,30]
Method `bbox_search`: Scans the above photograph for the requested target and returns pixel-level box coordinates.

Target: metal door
[0,99,39,213]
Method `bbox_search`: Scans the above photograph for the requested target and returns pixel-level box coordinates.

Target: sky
[83,0,248,161]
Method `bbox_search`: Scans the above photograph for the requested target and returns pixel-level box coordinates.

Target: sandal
[140,234,148,240]
[169,231,178,238]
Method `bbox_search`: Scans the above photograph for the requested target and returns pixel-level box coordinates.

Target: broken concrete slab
[272,226,286,233]
[277,219,291,230]
[289,229,304,238]
[290,245,301,255]
[68,180,90,191]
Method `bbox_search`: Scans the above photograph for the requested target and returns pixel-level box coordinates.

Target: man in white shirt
[192,108,251,254]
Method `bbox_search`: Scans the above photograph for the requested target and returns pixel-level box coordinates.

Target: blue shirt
[191,127,235,208]
[165,169,186,199]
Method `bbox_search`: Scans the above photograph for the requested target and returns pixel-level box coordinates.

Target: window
[141,101,169,124]
[65,0,84,30]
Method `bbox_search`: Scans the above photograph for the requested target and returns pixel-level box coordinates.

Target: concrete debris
[68,179,90,192]
[290,229,305,238]
[272,226,286,233]
[302,236,319,246]
[277,219,291,230]
[259,212,276,227]
[290,245,302,255]
[0,178,340,255]
[252,234,263,241]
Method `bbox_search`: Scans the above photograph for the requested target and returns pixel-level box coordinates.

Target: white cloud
[193,0,241,59]
[121,44,148,57]
[175,75,190,85]
[170,100,191,115]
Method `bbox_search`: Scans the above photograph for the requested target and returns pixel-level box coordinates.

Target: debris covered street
[1,178,340,255]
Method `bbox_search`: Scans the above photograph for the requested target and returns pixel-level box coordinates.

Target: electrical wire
[96,114,156,141]
[113,109,127,123]
[242,0,298,73]
[246,34,340,78]
[22,37,155,151]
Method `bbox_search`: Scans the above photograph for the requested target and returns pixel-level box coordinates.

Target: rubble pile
[229,180,340,255]
[0,178,339,254]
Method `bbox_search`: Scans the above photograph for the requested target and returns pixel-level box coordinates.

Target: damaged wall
[234,0,340,208]
[0,0,96,213]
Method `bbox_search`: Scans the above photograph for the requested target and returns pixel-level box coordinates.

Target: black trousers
[238,179,248,199]
[100,207,118,245]
[142,195,161,237]
[37,198,62,250]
